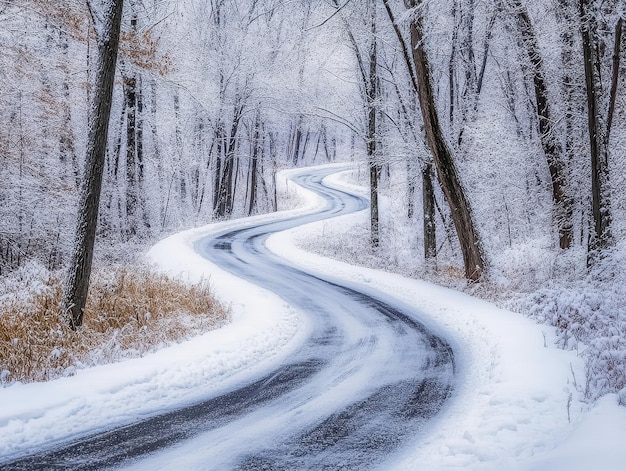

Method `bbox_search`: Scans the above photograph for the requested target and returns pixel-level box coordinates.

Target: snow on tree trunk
[367,1,380,248]
[506,0,574,249]
[62,0,124,329]
[405,0,486,281]
[580,0,613,253]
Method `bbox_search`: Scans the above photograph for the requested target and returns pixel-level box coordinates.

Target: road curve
[2,166,455,470]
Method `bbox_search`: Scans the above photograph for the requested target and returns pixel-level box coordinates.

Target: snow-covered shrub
[305,168,626,403]
[508,246,626,400]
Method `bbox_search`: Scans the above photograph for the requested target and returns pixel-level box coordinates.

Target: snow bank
[266,168,626,470]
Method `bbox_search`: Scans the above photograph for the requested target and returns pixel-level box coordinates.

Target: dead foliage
[0,267,229,385]
[18,0,172,75]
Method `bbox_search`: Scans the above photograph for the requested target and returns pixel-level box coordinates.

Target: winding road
[3,166,455,470]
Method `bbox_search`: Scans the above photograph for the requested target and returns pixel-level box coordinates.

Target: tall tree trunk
[124,75,138,239]
[367,1,380,248]
[149,79,166,227]
[460,0,477,99]
[405,0,485,281]
[509,0,573,249]
[580,0,612,252]
[62,0,124,329]
[248,112,261,215]
[231,154,240,215]
[607,17,623,144]
[59,29,79,189]
[406,157,417,220]
[216,136,234,218]
[196,119,215,218]
[216,101,243,218]
[557,0,577,233]
[383,0,438,264]
[213,122,223,212]
[290,117,304,166]
[122,15,148,235]
[136,75,149,231]
[269,132,278,212]
[449,0,459,126]
[423,163,437,266]
[331,0,379,247]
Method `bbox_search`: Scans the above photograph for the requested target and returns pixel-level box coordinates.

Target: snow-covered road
[188,167,456,468]
[2,164,626,470]
[2,166,455,470]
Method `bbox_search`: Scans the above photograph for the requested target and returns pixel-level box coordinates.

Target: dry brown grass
[0,267,229,385]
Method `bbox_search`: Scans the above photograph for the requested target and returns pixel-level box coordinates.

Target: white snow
[0,164,624,469]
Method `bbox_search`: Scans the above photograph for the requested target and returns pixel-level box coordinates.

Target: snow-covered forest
[1,0,626,410]
[0,0,354,270]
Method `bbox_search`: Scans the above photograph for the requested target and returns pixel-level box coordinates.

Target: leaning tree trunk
[510,0,573,249]
[62,0,124,329]
[607,17,623,142]
[382,0,437,266]
[405,0,485,281]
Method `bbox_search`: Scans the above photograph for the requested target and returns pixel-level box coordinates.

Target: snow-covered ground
[270,169,626,470]
[1,164,625,469]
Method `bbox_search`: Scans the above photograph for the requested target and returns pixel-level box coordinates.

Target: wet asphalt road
[2,166,455,470]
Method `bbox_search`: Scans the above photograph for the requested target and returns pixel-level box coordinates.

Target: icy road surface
[2,166,455,470]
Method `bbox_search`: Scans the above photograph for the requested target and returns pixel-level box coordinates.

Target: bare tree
[579,0,619,253]
[381,0,436,265]
[247,111,262,216]
[366,1,380,247]
[331,0,380,247]
[502,0,573,249]
[62,0,124,329]
[404,0,486,281]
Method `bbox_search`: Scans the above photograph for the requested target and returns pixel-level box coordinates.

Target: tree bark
[367,1,380,248]
[405,0,485,281]
[248,112,261,215]
[213,122,224,212]
[580,0,612,251]
[124,75,138,238]
[216,99,243,218]
[62,0,124,329]
[557,0,577,238]
[422,163,437,265]
[59,29,79,189]
[607,17,623,142]
[509,0,573,249]
[382,0,437,263]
